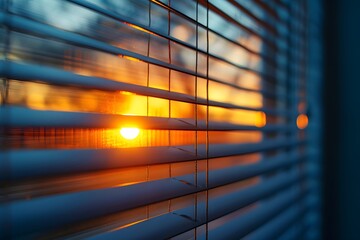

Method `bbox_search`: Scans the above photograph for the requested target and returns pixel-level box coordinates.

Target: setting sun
[120,127,140,140]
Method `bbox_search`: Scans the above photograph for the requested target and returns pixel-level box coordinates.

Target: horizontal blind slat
[245,203,304,240]
[207,186,304,239]
[2,178,201,238]
[2,169,301,237]
[199,0,277,50]
[67,0,272,76]
[85,204,199,240]
[0,12,199,78]
[0,13,280,92]
[4,152,305,201]
[0,106,289,130]
[0,62,287,113]
[209,152,302,188]
[208,170,301,220]
[1,140,301,180]
[228,0,278,33]
[82,170,302,240]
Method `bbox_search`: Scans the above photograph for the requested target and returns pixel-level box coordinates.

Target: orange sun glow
[120,127,140,140]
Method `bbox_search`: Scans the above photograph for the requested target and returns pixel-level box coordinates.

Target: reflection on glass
[209,81,263,108]
[1,0,277,238]
[7,161,202,202]
[209,107,266,127]
[209,57,262,90]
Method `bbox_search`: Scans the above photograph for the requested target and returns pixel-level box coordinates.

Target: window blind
[0,0,322,239]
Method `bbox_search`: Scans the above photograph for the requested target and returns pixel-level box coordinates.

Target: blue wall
[324,0,360,239]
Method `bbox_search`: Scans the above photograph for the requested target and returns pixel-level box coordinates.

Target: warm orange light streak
[297,114,308,129]
[122,55,141,62]
[120,127,140,140]
[126,23,153,35]
[120,91,135,96]
[150,0,171,11]
[114,219,148,231]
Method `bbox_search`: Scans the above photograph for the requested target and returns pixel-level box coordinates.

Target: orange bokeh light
[297,114,308,129]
